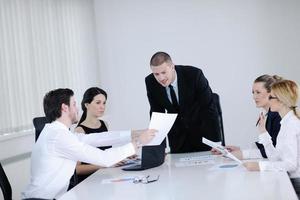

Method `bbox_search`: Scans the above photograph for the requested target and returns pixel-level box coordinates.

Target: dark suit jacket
[145,65,221,153]
[255,110,281,158]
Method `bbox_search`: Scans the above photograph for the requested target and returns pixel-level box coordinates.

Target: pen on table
[111,177,135,182]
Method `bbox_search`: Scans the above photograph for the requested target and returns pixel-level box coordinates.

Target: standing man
[22,88,155,199]
[145,52,221,153]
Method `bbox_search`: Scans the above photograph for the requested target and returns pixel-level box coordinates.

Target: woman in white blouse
[243,79,300,196]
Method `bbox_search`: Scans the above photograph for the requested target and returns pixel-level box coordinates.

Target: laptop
[122,143,165,171]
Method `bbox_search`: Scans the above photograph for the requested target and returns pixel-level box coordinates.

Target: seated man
[22,88,155,200]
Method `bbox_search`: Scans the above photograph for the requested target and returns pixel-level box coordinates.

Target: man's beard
[70,113,78,124]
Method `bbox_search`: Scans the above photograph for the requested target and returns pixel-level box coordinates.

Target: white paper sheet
[179,155,219,162]
[202,137,242,164]
[175,159,215,167]
[144,112,177,146]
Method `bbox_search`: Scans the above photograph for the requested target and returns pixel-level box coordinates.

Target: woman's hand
[243,162,260,171]
[230,149,243,160]
[113,160,127,167]
[258,112,267,134]
[113,155,139,167]
[211,146,240,155]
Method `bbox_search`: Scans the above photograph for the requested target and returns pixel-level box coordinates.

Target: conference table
[59,151,298,200]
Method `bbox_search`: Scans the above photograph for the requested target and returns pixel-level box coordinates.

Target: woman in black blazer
[212,74,282,158]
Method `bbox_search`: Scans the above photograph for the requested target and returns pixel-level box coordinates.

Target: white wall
[0,152,31,200]
[94,0,300,148]
[0,132,33,200]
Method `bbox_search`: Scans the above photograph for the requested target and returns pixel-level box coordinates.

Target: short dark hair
[150,51,172,66]
[43,88,74,122]
[78,87,107,125]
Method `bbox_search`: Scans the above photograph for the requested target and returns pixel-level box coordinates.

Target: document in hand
[144,112,178,146]
[202,138,242,164]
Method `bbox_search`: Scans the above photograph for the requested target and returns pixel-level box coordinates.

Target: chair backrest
[33,117,50,141]
[212,93,225,146]
[0,162,12,200]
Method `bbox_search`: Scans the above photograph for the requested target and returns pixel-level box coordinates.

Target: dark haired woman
[75,87,110,183]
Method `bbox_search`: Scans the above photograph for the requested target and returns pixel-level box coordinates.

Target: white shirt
[258,111,300,178]
[242,148,263,159]
[22,121,135,199]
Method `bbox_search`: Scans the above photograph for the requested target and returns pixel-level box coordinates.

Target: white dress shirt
[242,148,262,159]
[258,111,300,178]
[22,121,135,199]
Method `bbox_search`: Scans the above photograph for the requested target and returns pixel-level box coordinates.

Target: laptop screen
[122,142,165,171]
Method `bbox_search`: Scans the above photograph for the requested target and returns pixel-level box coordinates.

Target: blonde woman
[212,75,282,158]
[243,80,300,197]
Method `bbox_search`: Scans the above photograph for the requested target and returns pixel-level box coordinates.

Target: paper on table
[144,112,177,146]
[202,137,242,164]
[175,159,215,167]
[179,155,219,162]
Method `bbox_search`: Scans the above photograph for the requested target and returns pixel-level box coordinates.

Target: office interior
[0,0,300,199]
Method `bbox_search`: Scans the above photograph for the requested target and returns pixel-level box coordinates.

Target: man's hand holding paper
[144,112,178,146]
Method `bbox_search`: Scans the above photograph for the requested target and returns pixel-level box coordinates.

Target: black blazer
[255,110,281,158]
[145,65,221,153]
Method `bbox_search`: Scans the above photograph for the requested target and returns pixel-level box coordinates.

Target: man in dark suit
[145,52,221,153]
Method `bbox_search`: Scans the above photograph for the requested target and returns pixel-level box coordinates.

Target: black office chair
[32,117,50,141]
[212,93,226,146]
[32,116,78,190]
[0,162,12,200]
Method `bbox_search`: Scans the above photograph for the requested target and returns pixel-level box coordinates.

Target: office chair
[0,162,12,200]
[32,117,50,141]
[212,93,226,146]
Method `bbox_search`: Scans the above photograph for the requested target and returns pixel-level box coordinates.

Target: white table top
[59,151,298,200]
